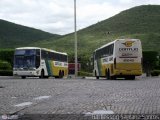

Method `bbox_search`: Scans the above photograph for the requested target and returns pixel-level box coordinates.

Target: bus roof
[15,47,67,55]
[94,39,140,52]
[16,47,41,50]
[41,48,67,55]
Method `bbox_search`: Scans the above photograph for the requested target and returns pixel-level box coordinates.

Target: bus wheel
[111,76,115,80]
[125,75,135,80]
[95,71,99,79]
[130,75,135,80]
[62,71,64,77]
[107,69,111,80]
[45,76,49,79]
[59,71,63,78]
[21,76,26,79]
[40,70,44,79]
[55,76,59,79]
[96,76,99,79]
[131,76,135,80]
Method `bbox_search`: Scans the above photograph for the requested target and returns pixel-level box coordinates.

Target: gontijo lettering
[119,48,138,51]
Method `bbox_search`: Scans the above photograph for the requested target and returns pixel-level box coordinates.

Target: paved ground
[0,76,160,119]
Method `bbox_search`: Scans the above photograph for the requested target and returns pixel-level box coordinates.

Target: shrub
[78,71,92,77]
[0,60,12,70]
[0,70,13,76]
[151,70,160,76]
[143,51,158,67]
[0,49,14,67]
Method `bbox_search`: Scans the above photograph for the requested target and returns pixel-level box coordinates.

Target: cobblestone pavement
[0,76,160,119]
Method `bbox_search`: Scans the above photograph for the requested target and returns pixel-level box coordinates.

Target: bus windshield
[14,49,39,68]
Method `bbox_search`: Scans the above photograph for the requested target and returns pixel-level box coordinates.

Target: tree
[143,51,158,76]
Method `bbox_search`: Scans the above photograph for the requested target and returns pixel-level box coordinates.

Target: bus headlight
[29,67,36,70]
[36,70,40,75]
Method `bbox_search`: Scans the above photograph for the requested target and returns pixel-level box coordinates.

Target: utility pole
[74,0,78,77]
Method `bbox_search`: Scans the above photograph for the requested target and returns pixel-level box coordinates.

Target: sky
[0,0,160,35]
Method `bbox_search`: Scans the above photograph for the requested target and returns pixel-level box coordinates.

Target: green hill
[0,19,60,48]
[33,5,160,57]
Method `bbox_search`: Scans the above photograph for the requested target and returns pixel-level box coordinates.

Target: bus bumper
[13,70,40,77]
[114,69,142,76]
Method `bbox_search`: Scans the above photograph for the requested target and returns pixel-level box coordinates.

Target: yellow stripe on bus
[116,63,142,70]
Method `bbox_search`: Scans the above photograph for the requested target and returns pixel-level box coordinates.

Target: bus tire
[111,76,115,80]
[105,69,108,80]
[59,71,63,78]
[55,76,59,79]
[21,76,26,79]
[62,71,64,78]
[45,76,49,79]
[40,70,45,79]
[131,76,135,80]
[107,69,111,80]
[125,75,135,80]
[129,75,135,80]
[95,71,99,79]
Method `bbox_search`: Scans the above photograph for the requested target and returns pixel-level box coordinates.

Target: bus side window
[35,49,40,68]
[48,52,53,60]
[65,55,67,62]
[36,49,40,56]
[36,55,40,68]
[61,55,66,62]
[54,53,59,61]
[41,50,45,59]
[59,54,62,62]
[95,52,98,60]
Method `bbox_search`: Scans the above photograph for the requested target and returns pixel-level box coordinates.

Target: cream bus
[13,47,68,79]
[93,39,142,80]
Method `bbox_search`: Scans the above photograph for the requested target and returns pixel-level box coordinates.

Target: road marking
[92,110,114,114]
[14,96,51,108]
[34,96,51,100]
[85,110,114,115]
[14,102,32,107]
[11,97,17,99]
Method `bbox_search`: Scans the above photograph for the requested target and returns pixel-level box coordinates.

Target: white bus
[13,47,68,79]
[93,39,142,80]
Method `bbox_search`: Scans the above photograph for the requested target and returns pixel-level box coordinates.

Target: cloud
[0,0,74,34]
[0,0,160,35]
[120,0,133,4]
[76,2,123,30]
